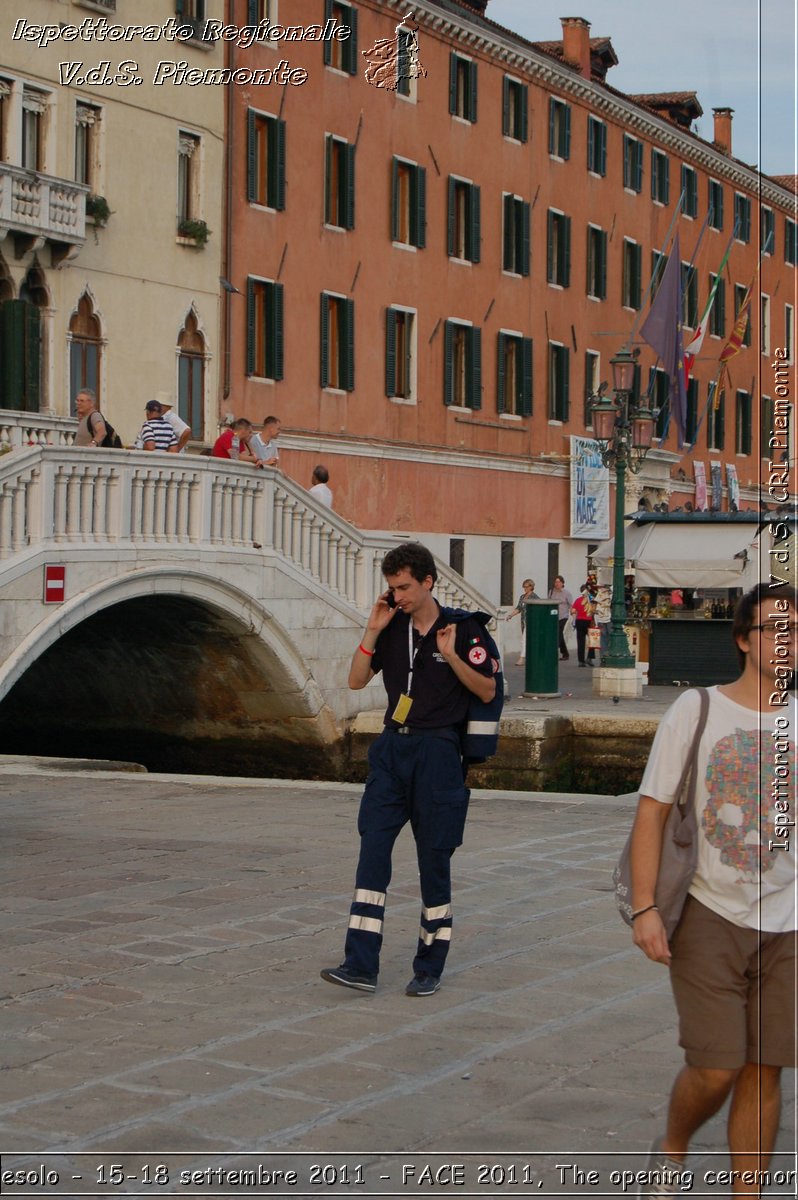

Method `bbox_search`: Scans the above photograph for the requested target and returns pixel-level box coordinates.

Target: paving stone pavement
[0,764,795,1197]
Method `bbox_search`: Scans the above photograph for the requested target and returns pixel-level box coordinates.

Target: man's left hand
[436,624,457,660]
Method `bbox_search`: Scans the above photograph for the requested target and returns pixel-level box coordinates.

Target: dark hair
[381,541,437,585]
[233,418,252,431]
[312,465,329,484]
[732,582,798,668]
[263,415,280,428]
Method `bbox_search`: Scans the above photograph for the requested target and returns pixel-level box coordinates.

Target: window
[502,194,530,276]
[447,178,480,263]
[246,110,286,210]
[786,305,794,364]
[444,321,481,409]
[500,542,514,607]
[548,343,570,421]
[385,307,416,401]
[549,97,571,159]
[761,397,774,459]
[502,76,528,142]
[0,298,42,411]
[708,179,724,230]
[734,282,752,347]
[734,193,751,243]
[584,350,599,426]
[0,78,10,162]
[22,88,46,171]
[320,293,355,391]
[395,26,417,99]
[760,293,770,356]
[786,218,797,266]
[74,103,101,189]
[707,385,725,450]
[496,332,532,416]
[761,207,775,255]
[68,292,102,407]
[735,390,752,455]
[587,117,607,176]
[246,0,277,27]
[685,378,698,445]
[651,149,669,204]
[651,250,666,298]
[449,53,477,122]
[650,368,670,441]
[546,210,571,287]
[682,262,698,328]
[680,165,698,217]
[622,240,642,309]
[178,309,206,439]
[586,226,607,299]
[177,131,201,225]
[177,0,212,42]
[449,538,465,576]
[709,274,726,337]
[325,134,355,229]
[246,278,284,380]
[623,135,643,192]
[323,0,358,74]
[391,158,426,248]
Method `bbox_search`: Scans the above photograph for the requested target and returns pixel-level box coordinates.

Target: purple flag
[640,232,688,447]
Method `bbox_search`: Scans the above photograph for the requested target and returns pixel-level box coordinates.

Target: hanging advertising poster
[710,461,723,511]
[726,463,740,510]
[570,437,610,539]
[694,461,708,511]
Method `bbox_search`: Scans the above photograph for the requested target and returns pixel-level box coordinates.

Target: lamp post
[590,348,655,674]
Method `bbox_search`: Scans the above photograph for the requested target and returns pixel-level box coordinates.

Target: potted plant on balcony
[86,194,110,226]
[177,218,210,246]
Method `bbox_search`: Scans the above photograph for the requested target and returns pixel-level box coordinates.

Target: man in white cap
[155,392,191,453]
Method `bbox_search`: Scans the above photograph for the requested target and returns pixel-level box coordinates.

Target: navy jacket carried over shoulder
[440,606,505,764]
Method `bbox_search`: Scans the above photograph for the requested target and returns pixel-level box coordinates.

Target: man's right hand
[632,908,671,965]
[366,591,399,636]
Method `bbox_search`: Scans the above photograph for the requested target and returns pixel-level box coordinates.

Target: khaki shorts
[669,895,797,1069]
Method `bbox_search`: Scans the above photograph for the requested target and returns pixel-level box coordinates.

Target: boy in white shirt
[252,415,281,468]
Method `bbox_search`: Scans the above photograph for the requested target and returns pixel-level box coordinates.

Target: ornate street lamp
[590,348,655,671]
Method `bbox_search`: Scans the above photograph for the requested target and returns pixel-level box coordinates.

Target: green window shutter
[344,298,355,391]
[247,0,258,23]
[548,99,556,154]
[663,156,670,205]
[623,136,630,187]
[562,348,570,421]
[323,0,333,65]
[324,136,332,223]
[469,184,480,263]
[651,152,657,201]
[444,320,454,406]
[469,326,482,410]
[502,194,512,270]
[600,124,607,175]
[562,216,571,288]
[634,244,642,307]
[273,118,286,210]
[246,279,256,375]
[390,158,399,241]
[546,210,554,281]
[496,332,506,413]
[635,144,643,191]
[246,110,257,203]
[519,84,528,143]
[345,143,355,230]
[346,6,358,74]
[502,76,509,137]
[522,337,533,416]
[385,308,397,397]
[563,104,571,159]
[521,201,531,276]
[415,165,426,248]
[447,177,456,256]
[448,54,458,115]
[599,230,607,298]
[320,294,329,388]
[468,60,477,123]
[0,300,34,410]
[272,283,284,381]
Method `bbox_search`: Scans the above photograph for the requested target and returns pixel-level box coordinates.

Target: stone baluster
[282,496,298,561]
[141,470,156,541]
[65,467,83,541]
[0,485,13,558]
[231,480,245,545]
[12,475,30,552]
[152,472,168,541]
[164,473,178,540]
[344,544,358,601]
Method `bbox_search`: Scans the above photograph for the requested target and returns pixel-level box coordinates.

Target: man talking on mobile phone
[321,542,497,997]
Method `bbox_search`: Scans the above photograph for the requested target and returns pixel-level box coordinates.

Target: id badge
[392,693,413,724]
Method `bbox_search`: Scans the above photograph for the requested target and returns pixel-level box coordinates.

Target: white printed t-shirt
[639,685,796,933]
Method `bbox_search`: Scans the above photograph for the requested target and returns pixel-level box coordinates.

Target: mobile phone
[385,590,397,608]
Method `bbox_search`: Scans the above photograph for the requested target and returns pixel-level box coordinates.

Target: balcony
[0,164,88,256]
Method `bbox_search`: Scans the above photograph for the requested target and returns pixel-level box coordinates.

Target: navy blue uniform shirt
[371,604,495,730]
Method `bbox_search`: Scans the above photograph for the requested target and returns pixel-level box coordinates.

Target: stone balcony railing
[0,409,79,451]
[0,165,87,244]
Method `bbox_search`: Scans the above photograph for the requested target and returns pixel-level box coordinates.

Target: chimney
[561,16,592,80]
[713,107,734,155]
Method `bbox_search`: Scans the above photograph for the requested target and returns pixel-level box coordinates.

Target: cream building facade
[0,0,225,445]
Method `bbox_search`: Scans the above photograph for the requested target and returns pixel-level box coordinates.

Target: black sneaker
[405,972,441,996]
[320,964,377,993]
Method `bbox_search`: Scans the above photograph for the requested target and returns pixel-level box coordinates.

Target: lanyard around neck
[407,618,426,695]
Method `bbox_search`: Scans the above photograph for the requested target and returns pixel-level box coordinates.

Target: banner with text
[570,437,610,539]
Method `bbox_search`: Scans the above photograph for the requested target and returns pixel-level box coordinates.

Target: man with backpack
[322,542,502,998]
[74,389,109,447]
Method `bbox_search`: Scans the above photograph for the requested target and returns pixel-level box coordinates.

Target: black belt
[389,725,459,737]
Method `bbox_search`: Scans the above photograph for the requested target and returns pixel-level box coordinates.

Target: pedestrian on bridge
[138,401,179,453]
[74,389,108,447]
[322,541,498,998]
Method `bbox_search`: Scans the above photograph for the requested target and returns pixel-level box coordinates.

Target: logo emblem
[468,645,487,666]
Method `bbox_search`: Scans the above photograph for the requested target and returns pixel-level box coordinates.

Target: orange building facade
[224,0,797,604]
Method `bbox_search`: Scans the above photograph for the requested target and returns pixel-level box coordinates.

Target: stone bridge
[0,415,493,776]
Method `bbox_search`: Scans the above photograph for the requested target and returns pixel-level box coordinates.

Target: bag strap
[674,686,709,817]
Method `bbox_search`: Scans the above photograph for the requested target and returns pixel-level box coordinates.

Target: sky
[485,0,797,177]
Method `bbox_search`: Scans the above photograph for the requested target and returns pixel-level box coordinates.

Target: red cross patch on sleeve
[468,645,488,666]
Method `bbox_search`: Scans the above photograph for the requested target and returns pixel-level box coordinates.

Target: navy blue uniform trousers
[343,727,470,980]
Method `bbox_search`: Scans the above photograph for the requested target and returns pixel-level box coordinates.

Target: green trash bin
[523,599,560,697]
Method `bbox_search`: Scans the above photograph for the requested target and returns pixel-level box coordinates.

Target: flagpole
[626,187,686,350]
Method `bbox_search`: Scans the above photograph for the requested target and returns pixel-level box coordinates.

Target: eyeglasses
[750,622,798,635]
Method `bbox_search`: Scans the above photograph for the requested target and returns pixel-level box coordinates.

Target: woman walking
[505,579,539,665]
[548,575,573,661]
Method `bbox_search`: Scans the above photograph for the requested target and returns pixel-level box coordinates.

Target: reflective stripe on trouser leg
[343,887,387,977]
[412,848,455,978]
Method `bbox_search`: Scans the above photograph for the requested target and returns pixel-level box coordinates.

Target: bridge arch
[0,567,342,777]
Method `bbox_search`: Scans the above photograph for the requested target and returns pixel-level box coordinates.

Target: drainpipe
[222,31,235,406]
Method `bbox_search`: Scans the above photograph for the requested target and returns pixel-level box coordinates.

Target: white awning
[593,522,759,589]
